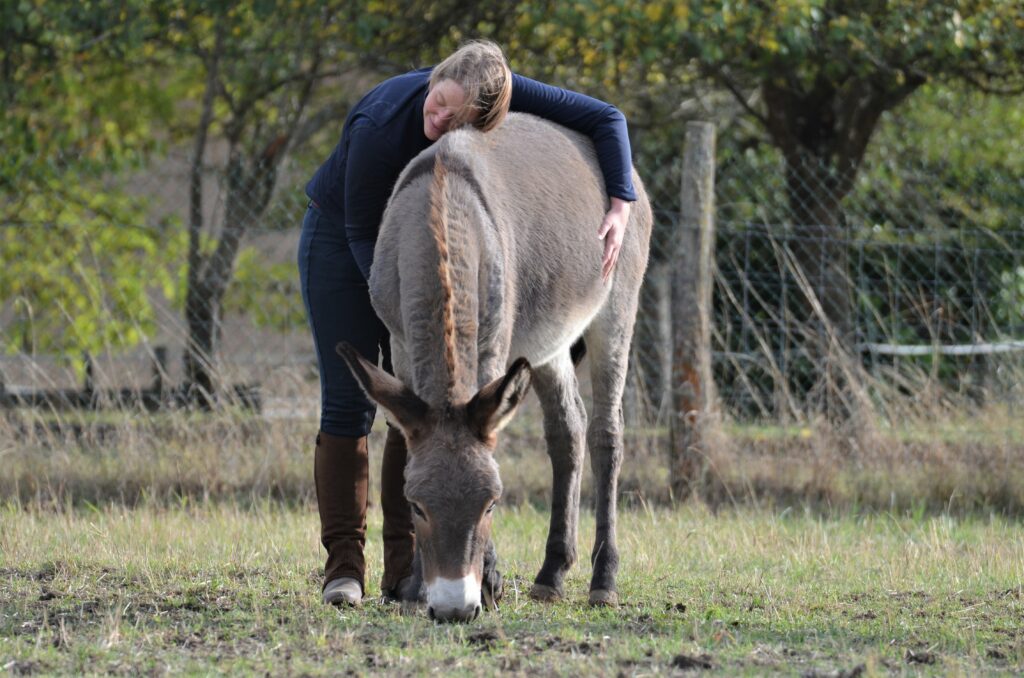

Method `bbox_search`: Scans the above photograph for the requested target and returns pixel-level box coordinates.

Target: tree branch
[704,65,769,128]
[290,98,350,153]
[951,67,1024,96]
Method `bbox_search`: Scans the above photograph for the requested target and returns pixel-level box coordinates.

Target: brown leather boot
[314,431,368,602]
[380,425,416,597]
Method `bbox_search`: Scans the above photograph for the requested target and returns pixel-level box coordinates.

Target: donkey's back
[372,112,652,377]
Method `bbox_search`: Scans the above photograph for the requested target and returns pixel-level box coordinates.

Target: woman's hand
[598,197,631,281]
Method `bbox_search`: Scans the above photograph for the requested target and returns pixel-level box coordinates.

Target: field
[3,401,1024,675]
[3,500,1023,676]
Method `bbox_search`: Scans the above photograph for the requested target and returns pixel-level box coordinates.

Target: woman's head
[423,40,512,141]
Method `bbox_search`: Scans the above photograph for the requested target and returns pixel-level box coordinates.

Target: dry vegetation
[4,382,1024,516]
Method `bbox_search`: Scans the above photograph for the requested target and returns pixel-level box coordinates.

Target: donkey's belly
[506,283,607,368]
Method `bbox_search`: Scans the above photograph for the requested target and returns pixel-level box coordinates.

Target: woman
[299,40,636,606]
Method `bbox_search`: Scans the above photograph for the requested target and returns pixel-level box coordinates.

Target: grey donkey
[339,112,652,623]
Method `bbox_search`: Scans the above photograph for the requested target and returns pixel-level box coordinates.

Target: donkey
[338,112,651,623]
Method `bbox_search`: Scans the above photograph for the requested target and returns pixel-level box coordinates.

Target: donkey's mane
[428,154,459,401]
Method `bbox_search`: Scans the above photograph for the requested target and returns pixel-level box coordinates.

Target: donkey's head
[338,343,532,623]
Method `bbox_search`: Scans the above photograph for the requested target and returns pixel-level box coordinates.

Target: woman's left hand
[598,197,631,281]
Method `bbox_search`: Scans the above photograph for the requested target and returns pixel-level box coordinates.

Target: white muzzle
[426,574,482,623]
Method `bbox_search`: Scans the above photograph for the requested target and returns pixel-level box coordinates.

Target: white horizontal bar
[859,341,1024,356]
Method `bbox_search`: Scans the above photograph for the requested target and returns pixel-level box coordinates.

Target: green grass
[3,501,1022,675]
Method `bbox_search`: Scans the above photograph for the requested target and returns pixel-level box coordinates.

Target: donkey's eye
[410,502,426,519]
[486,501,498,514]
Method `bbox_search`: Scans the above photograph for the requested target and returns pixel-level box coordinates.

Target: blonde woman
[299,40,636,606]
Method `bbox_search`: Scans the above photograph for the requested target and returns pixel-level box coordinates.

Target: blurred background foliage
[2,0,1022,377]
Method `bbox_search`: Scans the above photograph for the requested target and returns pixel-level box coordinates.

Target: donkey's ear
[466,358,532,444]
[336,342,431,438]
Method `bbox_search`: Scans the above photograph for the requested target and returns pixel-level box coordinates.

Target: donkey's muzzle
[428,602,481,623]
[426,574,482,623]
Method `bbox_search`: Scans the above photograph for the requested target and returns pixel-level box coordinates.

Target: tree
[2,0,523,398]
[681,1,1024,415]
[0,1,179,370]
[156,0,516,403]
[681,1,1023,346]
[138,1,357,403]
[503,0,1024,417]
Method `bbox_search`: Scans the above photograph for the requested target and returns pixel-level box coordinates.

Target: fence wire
[2,141,1023,426]
[631,149,1024,424]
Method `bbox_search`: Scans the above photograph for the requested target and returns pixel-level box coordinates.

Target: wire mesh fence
[3,136,1024,428]
[630,147,1024,425]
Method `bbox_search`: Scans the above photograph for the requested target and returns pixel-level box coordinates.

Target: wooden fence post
[670,121,717,500]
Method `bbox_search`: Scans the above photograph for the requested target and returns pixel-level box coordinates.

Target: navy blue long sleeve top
[305,67,636,280]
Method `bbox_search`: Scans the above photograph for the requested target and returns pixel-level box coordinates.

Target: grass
[2,501,1023,675]
[3,372,1024,674]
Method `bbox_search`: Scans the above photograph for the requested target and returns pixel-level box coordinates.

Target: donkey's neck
[401,159,497,407]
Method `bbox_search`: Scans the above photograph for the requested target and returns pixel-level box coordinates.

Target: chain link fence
[3,134,1024,427]
[631,146,1024,426]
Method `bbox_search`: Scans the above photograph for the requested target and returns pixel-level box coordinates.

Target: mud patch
[671,653,714,670]
[467,630,501,650]
[904,648,937,665]
[518,634,605,656]
[801,665,864,678]
[2,660,42,676]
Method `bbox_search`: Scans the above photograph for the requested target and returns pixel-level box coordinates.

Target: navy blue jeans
[298,203,390,437]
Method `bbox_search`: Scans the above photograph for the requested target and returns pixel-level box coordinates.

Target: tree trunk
[182,144,283,405]
[176,17,325,407]
[785,156,853,339]
[785,154,854,418]
[182,29,222,408]
[755,75,926,420]
[183,282,218,407]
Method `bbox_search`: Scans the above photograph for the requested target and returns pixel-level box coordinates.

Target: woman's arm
[509,73,636,203]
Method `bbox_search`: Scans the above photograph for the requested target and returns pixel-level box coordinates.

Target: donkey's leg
[529,351,587,602]
[585,298,640,606]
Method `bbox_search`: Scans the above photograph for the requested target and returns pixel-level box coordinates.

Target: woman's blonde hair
[430,40,512,133]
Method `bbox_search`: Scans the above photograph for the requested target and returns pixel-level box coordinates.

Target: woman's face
[423,79,479,141]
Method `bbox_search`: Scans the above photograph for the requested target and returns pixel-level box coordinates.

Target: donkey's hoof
[588,589,618,607]
[529,584,563,602]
